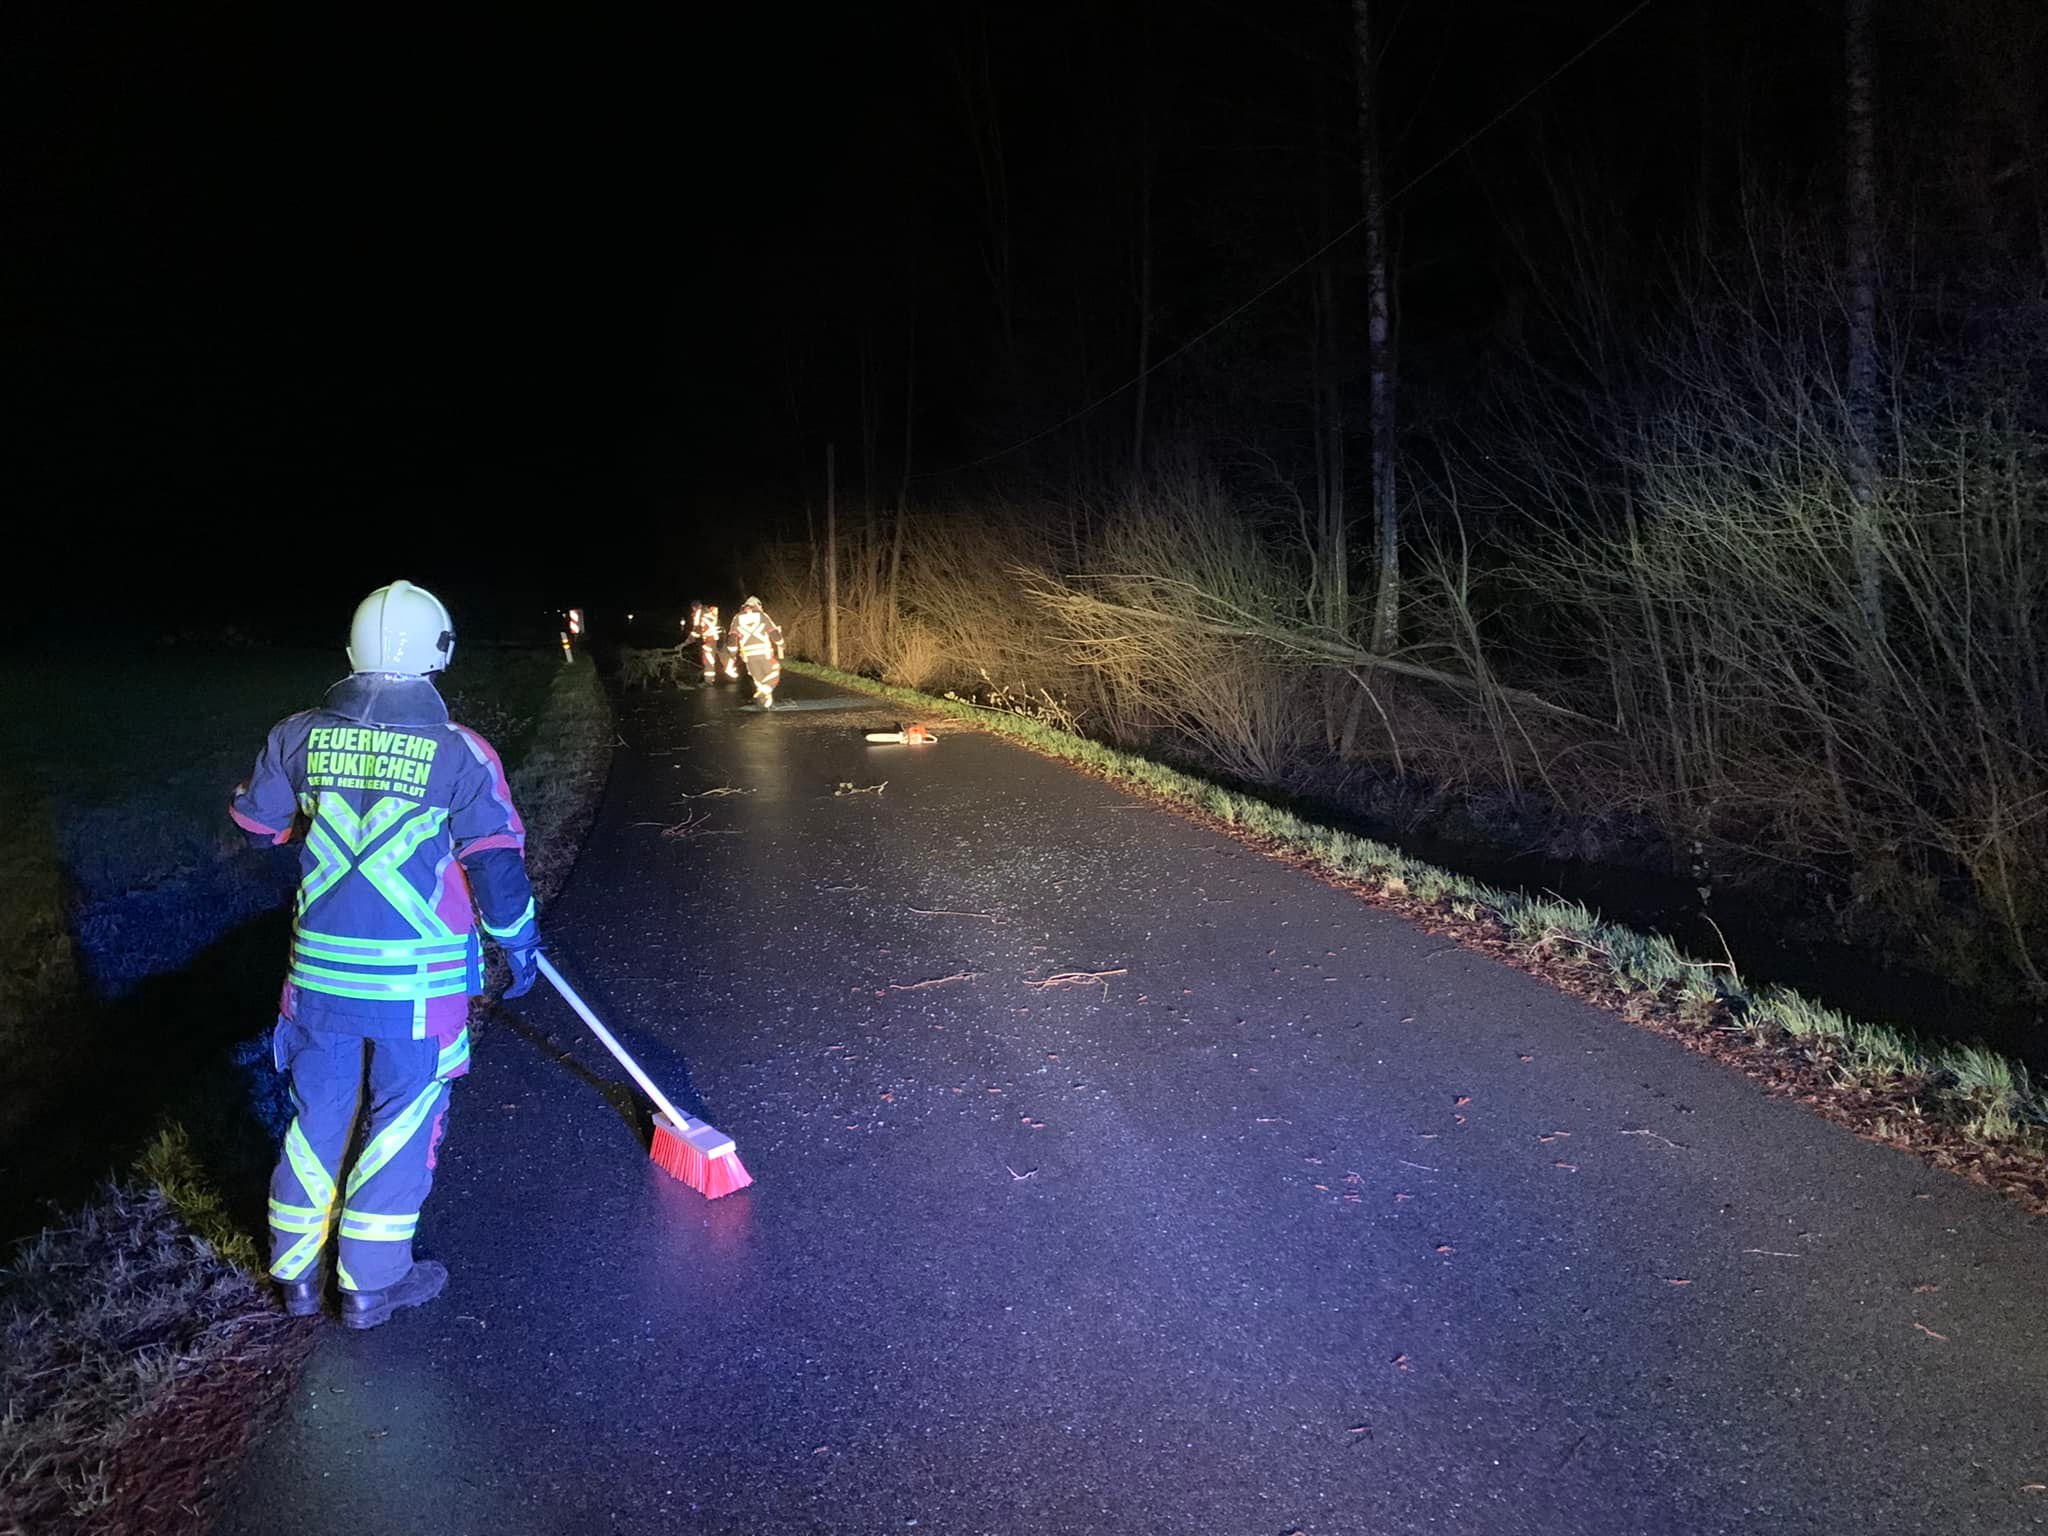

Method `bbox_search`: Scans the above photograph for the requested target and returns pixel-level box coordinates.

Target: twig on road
[888,971,981,991]
[1743,1249,1803,1258]
[1004,1164,1038,1181]
[1618,1128,1689,1150]
[632,810,741,839]
[1025,968,1128,994]
[678,786,755,799]
[1397,1160,1438,1172]
[835,781,888,796]
[908,907,998,920]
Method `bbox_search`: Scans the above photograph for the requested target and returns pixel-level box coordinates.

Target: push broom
[535,954,753,1199]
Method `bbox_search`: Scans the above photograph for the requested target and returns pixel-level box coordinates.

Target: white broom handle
[536,953,696,1131]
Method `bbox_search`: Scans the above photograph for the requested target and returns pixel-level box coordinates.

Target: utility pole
[825,441,840,669]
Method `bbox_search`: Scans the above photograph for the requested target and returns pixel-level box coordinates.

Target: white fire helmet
[347,580,456,675]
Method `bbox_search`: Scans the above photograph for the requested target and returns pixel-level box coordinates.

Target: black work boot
[279,1272,326,1319]
[339,1261,448,1331]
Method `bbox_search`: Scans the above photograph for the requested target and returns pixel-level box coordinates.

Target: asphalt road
[216,671,2048,1536]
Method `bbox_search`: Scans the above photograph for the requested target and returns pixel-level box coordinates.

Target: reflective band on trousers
[268,1197,327,1234]
[269,1123,339,1281]
[346,1081,444,1198]
[339,1208,420,1242]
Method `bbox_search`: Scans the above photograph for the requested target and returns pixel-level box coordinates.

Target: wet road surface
[216,673,2048,1535]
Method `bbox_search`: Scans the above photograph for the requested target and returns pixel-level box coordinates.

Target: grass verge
[787,658,2048,1213]
[0,655,613,1536]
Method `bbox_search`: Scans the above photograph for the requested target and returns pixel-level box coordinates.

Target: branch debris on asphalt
[1025,968,1129,992]
[835,781,887,796]
[887,971,980,991]
[1619,1128,1688,1150]
[631,810,740,839]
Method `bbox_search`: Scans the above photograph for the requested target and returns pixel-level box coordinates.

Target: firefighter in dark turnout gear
[687,602,722,681]
[721,595,784,706]
[231,581,540,1328]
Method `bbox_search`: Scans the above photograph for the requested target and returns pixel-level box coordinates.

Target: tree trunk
[1354,0,1399,655]
[887,327,915,639]
[859,328,880,547]
[1315,184,1346,639]
[825,441,840,669]
[954,12,1014,360]
[1844,0,1884,644]
[1132,77,1154,482]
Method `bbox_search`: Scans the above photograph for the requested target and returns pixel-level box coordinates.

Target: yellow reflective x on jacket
[230,673,536,1044]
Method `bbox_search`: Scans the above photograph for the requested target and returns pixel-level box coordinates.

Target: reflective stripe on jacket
[230,673,536,1042]
[723,607,782,658]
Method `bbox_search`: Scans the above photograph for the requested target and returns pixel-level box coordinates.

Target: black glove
[503,941,542,1000]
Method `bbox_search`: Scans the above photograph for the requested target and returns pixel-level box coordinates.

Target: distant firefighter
[722,596,785,707]
[686,602,722,681]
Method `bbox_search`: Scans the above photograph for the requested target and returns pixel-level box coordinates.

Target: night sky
[4,2,2030,641]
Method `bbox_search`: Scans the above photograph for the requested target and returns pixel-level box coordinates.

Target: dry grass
[0,1148,287,1533]
[1496,282,2048,992]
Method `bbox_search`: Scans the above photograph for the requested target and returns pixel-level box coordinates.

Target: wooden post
[825,441,840,669]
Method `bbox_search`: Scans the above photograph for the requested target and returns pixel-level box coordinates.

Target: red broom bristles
[650,1118,754,1198]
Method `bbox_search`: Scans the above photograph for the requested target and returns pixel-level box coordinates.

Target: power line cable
[915,0,1658,480]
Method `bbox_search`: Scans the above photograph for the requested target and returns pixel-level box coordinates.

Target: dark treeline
[729,0,2044,504]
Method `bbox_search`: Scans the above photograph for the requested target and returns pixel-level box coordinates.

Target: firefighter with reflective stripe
[721,595,784,707]
[231,580,541,1329]
[687,602,721,681]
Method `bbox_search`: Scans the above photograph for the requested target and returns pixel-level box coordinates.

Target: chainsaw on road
[865,722,938,745]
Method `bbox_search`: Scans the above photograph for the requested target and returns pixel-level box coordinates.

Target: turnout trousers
[267,1019,471,1294]
[736,645,780,698]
